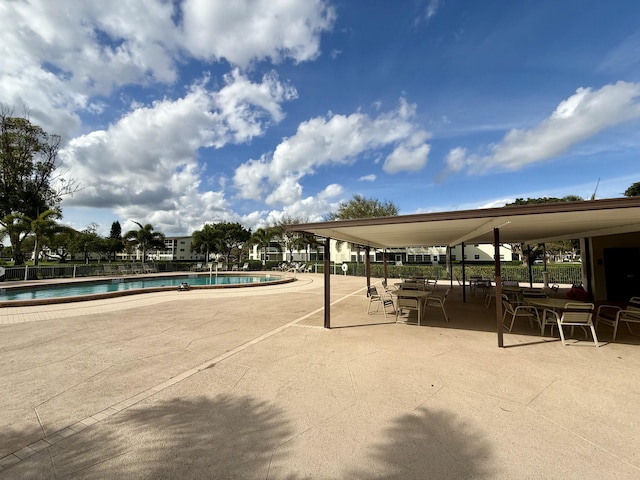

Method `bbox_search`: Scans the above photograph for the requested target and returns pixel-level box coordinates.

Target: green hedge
[330,262,582,284]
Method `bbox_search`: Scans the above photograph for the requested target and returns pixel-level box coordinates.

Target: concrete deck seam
[532,410,640,473]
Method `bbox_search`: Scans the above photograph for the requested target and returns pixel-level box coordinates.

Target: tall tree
[0,107,79,219]
[624,181,640,197]
[327,194,399,220]
[507,195,584,206]
[73,224,103,264]
[326,195,399,262]
[45,226,78,263]
[273,216,308,263]
[104,221,124,261]
[209,222,251,263]
[506,196,584,265]
[124,222,165,262]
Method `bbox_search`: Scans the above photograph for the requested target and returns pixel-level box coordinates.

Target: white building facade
[249,239,515,265]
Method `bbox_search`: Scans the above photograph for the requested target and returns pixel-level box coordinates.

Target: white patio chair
[484,281,497,308]
[595,297,640,340]
[546,302,599,347]
[501,294,540,332]
[539,308,558,336]
[367,286,395,318]
[424,288,450,322]
[381,279,396,294]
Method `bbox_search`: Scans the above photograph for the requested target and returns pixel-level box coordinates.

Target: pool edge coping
[0,274,294,307]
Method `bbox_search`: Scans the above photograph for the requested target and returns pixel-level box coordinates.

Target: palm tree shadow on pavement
[2,395,297,480]
[347,407,494,479]
[108,394,297,479]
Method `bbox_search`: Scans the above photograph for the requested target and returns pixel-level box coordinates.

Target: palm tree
[30,209,62,266]
[0,213,31,265]
[124,221,165,262]
[249,227,279,265]
[191,223,221,263]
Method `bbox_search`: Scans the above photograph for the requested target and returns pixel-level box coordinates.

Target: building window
[474,254,480,260]
[451,255,457,261]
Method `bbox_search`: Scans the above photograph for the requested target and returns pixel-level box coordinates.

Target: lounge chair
[242,263,249,271]
[143,263,157,274]
[132,263,144,274]
[118,264,132,275]
[102,265,121,276]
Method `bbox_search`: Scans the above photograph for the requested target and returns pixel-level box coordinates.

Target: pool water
[0,275,275,301]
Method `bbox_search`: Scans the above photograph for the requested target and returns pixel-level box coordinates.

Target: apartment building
[249,239,514,264]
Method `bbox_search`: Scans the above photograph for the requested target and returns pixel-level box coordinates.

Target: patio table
[525,297,583,310]
[525,297,593,338]
[391,290,431,325]
[395,281,428,291]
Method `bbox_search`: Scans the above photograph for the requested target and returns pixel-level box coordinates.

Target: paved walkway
[1,274,640,479]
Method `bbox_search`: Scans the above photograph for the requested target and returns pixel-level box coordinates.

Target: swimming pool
[0,273,291,306]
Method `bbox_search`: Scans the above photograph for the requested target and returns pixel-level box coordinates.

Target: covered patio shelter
[287,196,640,347]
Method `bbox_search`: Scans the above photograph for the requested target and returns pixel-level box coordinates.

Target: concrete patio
[1,273,639,479]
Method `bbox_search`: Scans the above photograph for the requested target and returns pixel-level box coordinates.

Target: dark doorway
[604,248,640,302]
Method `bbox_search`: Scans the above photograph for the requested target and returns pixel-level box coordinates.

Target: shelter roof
[286,197,640,248]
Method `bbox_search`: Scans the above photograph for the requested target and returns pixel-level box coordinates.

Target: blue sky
[2,0,640,236]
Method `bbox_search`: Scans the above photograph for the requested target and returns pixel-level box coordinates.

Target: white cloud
[479,198,513,209]
[181,0,335,68]
[262,184,343,226]
[445,82,640,175]
[233,98,431,204]
[0,1,179,99]
[213,69,298,145]
[426,0,442,20]
[0,0,329,139]
[598,31,640,74]
[383,132,431,173]
[60,72,295,234]
[265,177,304,205]
[359,174,377,182]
